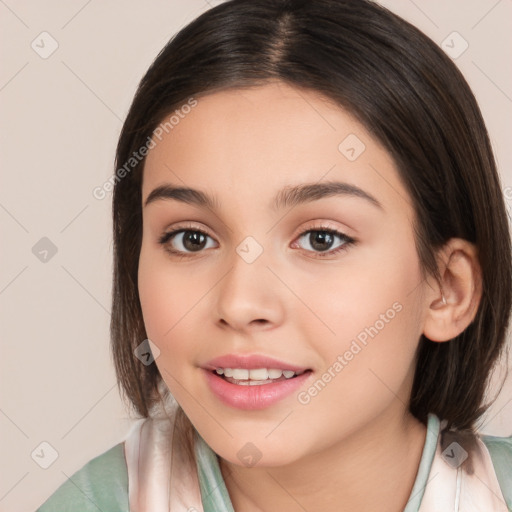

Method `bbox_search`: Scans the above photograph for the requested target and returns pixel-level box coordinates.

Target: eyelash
[158,223,356,260]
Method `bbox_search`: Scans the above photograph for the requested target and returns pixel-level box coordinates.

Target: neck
[219,407,427,512]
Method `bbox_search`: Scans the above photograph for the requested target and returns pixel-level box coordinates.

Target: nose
[215,246,285,333]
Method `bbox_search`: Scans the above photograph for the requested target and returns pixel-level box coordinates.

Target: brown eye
[179,231,208,251]
[295,229,355,256]
[159,229,216,255]
[306,231,335,251]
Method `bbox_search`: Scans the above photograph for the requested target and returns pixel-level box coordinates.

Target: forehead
[141,81,411,214]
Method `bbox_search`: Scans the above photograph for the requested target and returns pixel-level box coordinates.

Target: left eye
[295,229,354,254]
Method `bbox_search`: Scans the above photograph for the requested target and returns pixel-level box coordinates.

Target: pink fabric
[124,390,204,512]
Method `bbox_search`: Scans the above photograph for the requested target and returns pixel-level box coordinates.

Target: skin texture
[138,81,481,511]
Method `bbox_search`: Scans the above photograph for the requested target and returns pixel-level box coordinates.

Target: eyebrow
[143,181,383,211]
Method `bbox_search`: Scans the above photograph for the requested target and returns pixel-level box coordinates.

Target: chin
[210,436,307,469]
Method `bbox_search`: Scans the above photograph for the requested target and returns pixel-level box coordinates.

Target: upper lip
[203,354,310,373]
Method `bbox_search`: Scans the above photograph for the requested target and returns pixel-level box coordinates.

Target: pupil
[310,231,333,251]
[184,231,206,251]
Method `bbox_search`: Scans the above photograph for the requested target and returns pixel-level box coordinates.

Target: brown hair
[110,0,512,432]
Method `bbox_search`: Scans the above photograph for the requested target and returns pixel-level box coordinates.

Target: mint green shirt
[35,414,512,511]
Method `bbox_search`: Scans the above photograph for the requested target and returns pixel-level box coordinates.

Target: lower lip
[203,369,312,410]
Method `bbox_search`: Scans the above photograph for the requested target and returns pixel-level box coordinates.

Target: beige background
[1,1,511,510]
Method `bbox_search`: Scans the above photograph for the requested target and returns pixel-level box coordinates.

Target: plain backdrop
[1,1,511,510]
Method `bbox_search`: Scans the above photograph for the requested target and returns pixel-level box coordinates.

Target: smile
[215,367,306,385]
[203,368,312,409]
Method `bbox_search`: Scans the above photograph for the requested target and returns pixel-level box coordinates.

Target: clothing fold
[124,392,204,512]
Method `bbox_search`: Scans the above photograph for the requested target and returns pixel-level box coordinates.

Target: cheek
[137,246,206,365]
[305,230,420,318]
[290,262,423,440]
[294,229,424,385]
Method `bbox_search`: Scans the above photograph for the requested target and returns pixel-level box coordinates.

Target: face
[138,81,429,467]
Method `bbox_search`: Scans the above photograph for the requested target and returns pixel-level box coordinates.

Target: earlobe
[422,239,482,343]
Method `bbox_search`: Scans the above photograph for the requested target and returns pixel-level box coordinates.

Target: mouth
[212,367,311,386]
[202,355,313,409]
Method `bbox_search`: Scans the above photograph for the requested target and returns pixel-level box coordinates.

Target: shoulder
[35,441,129,512]
[482,431,512,454]
[481,433,512,510]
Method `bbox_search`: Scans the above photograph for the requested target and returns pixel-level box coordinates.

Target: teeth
[233,379,274,386]
[268,369,283,379]
[215,367,302,381]
[232,369,249,380]
[249,368,268,380]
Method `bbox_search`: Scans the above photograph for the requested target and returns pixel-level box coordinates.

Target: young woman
[36,0,512,510]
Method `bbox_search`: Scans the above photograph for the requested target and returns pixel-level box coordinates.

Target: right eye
[159,228,217,257]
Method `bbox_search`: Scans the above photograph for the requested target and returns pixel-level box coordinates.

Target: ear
[423,238,482,342]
